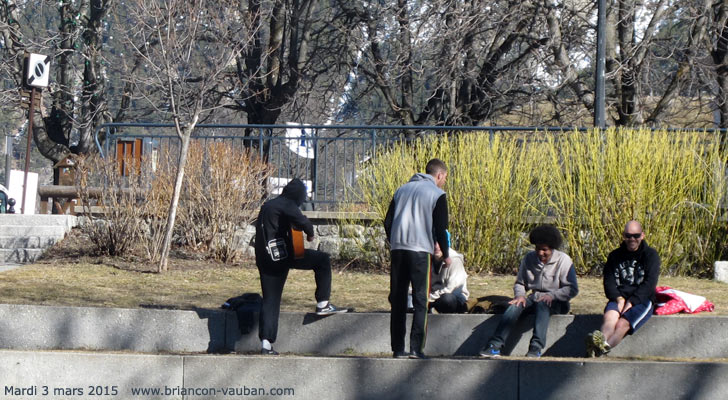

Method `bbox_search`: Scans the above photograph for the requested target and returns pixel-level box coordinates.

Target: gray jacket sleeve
[513,257,529,298]
[550,264,579,302]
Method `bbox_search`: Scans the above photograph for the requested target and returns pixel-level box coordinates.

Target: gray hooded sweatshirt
[384,173,448,257]
[514,249,579,302]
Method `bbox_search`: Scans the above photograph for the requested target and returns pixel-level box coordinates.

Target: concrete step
[0,216,78,263]
[0,235,61,249]
[0,225,67,239]
[0,214,78,230]
[0,248,45,263]
[0,263,22,271]
[0,349,725,400]
[0,304,726,359]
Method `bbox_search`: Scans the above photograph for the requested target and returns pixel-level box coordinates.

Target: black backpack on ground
[221,293,263,334]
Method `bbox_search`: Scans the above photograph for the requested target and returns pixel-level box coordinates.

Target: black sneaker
[261,348,279,355]
[393,351,410,359]
[526,347,542,358]
[479,344,502,358]
[408,351,428,359]
[315,303,349,316]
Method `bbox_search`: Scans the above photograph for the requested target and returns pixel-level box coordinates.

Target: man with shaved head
[586,220,661,357]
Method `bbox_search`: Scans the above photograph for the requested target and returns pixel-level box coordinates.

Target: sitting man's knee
[616,317,631,330]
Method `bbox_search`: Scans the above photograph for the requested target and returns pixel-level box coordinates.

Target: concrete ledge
[0,350,726,400]
[230,312,728,358]
[0,215,78,229]
[0,236,62,249]
[302,211,379,221]
[1,304,727,359]
[0,248,45,263]
[0,226,67,237]
[0,304,226,353]
[0,350,182,399]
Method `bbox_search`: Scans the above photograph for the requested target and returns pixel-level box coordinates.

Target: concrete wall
[0,304,226,353]
[1,304,728,359]
[234,217,382,260]
[1,350,726,400]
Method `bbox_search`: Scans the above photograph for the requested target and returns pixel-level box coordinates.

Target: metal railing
[94,123,726,209]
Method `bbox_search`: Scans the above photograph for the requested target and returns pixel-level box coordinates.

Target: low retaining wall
[1,304,727,359]
[1,350,726,400]
[234,211,382,259]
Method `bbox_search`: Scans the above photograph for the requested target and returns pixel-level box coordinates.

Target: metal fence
[94,123,726,209]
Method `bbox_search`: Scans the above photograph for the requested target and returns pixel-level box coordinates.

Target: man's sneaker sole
[315,308,350,316]
[408,352,428,359]
[479,344,502,358]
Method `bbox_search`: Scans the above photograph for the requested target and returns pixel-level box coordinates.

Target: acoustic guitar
[291,228,305,260]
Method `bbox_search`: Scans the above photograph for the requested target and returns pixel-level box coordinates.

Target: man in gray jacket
[384,158,450,359]
[480,225,579,358]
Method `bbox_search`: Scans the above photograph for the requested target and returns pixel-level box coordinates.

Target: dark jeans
[431,293,468,314]
[258,249,331,343]
[390,249,431,354]
[487,297,569,352]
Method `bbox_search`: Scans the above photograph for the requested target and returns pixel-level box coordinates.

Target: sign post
[20,53,50,214]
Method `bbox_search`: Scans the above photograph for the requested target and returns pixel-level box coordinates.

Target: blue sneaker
[526,347,542,358]
[479,344,501,358]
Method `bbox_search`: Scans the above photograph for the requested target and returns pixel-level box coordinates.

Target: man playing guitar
[254,178,349,355]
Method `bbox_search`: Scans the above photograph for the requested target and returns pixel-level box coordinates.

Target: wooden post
[21,87,37,214]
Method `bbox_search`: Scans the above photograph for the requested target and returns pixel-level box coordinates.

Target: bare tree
[0,0,134,167]
[604,0,695,126]
[708,0,728,146]
[124,0,251,271]
[544,0,714,128]
[335,0,565,129]
[223,0,349,130]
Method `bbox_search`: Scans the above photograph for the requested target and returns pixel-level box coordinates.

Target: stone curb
[1,350,726,400]
[0,304,727,359]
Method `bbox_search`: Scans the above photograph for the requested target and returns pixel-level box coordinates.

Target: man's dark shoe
[315,303,349,316]
[479,344,502,358]
[526,347,542,358]
[408,351,428,359]
[260,348,279,355]
[393,351,410,359]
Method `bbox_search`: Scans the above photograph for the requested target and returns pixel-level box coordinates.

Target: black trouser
[258,249,331,343]
[431,293,468,314]
[390,249,431,354]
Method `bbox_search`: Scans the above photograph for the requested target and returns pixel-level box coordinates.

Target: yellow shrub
[356,127,727,276]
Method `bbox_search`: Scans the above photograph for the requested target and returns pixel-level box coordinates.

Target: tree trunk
[158,130,192,272]
[713,1,728,151]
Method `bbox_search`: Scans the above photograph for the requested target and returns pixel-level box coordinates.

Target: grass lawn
[1,259,726,315]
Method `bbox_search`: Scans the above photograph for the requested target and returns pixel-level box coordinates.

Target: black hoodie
[254,179,314,268]
[603,240,661,305]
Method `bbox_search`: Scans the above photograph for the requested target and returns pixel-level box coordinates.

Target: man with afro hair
[479,224,579,358]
